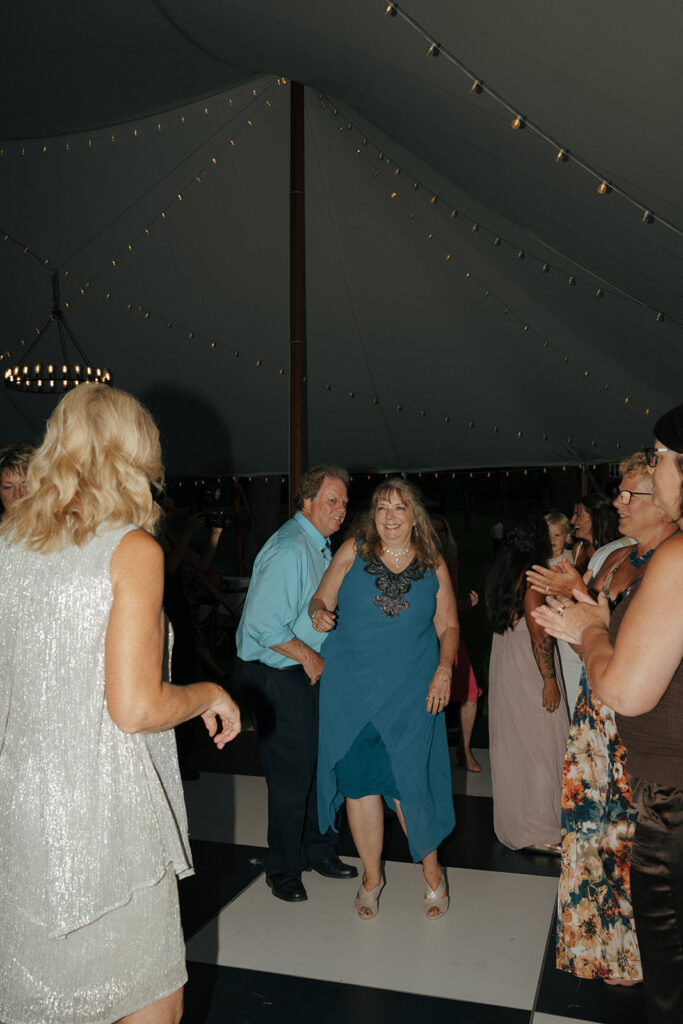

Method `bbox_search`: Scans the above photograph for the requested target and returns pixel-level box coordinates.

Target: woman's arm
[425,559,460,714]
[105,530,240,746]
[201,526,223,571]
[308,538,357,632]
[524,587,562,713]
[532,535,683,715]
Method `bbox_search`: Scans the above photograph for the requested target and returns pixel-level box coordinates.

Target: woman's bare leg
[458,701,481,771]
[118,987,183,1024]
[394,799,442,895]
[346,795,384,893]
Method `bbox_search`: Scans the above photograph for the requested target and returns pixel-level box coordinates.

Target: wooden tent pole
[289,81,307,516]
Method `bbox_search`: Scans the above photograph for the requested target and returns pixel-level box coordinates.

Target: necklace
[629,548,654,568]
[382,543,412,570]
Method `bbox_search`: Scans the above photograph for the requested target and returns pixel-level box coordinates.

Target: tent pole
[289,80,307,517]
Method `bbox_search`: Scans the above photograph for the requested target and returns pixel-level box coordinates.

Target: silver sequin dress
[0,525,193,1024]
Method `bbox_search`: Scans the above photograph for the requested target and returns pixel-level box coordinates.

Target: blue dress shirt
[236,512,330,668]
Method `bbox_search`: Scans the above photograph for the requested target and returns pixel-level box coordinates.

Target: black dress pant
[241,659,338,877]
[630,777,683,1023]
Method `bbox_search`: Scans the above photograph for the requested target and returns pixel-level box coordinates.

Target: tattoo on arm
[531,636,556,681]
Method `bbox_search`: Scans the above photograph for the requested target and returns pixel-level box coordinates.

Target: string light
[378,3,683,237]
[314,96,660,418]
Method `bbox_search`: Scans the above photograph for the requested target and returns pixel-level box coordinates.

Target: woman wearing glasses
[534,405,683,1021]
[531,453,676,984]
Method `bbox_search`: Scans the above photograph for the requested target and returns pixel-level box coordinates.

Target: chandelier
[4,272,112,393]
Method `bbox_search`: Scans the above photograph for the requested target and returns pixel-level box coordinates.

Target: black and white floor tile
[178,732,645,1023]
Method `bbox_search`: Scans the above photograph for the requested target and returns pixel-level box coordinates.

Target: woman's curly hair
[486,508,551,634]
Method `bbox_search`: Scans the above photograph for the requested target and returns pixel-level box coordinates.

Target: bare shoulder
[647,532,683,576]
[111,529,163,583]
[334,536,358,569]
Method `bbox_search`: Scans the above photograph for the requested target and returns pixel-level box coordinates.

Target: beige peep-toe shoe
[354,879,384,920]
[423,869,449,920]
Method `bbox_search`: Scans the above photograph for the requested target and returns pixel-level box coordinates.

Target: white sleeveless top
[0,525,193,938]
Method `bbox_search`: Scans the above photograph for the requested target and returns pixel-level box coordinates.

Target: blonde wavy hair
[356,478,441,572]
[0,384,164,553]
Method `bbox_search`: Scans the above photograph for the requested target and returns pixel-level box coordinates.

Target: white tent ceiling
[1,1,681,474]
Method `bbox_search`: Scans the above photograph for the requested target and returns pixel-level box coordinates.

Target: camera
[194,483,231,530]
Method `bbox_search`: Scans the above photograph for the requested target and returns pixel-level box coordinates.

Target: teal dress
[317,554,455,862]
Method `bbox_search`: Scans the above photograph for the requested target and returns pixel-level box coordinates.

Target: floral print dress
[556,667,642,980]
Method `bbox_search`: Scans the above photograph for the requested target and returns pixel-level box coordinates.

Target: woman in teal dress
[309,479,458,920]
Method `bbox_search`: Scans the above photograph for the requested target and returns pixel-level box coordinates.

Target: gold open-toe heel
[423,868,449,920]
[354,879,383,920]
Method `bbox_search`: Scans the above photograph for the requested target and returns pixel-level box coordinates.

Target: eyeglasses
[644,445,674,467]
[615,489,651,504]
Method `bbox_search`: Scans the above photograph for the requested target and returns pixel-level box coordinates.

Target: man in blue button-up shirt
[237,465,358,902]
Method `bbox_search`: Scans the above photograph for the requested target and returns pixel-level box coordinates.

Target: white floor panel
[186,857,557,1009]
[184,772,268,847]
[533,1016,602,1024]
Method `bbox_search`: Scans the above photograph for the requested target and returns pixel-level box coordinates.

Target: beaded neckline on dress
[364,557,424,618]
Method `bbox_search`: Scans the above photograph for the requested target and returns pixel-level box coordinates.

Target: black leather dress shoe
[266,873,308,902]
[309,856,359,879]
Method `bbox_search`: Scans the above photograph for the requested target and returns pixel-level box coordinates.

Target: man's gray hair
[295,465,349,510]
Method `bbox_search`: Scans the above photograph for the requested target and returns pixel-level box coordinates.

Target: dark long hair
[486,509,551,634]
[577,492,620,549]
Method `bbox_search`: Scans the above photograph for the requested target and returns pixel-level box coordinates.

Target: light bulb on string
[470,80,483,94]
[510,115,525,130]
[427,41,440,57]
[597,180,611,195]
[555,148,568,163]
[641,209,654,224]
[385,2,398,15]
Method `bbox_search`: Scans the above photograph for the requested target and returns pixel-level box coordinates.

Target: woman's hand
[525,557,587,599]
[426,666,451,715]
[466,589,479,608]
[541,678,562,713]
[200,685,241,749]
[531,589,610,646]
[311,607,337,632]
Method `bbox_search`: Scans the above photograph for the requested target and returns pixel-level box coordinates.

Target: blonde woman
[0,384,240,1024]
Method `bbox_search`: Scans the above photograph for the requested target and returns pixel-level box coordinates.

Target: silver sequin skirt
[0,866,187,1024]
